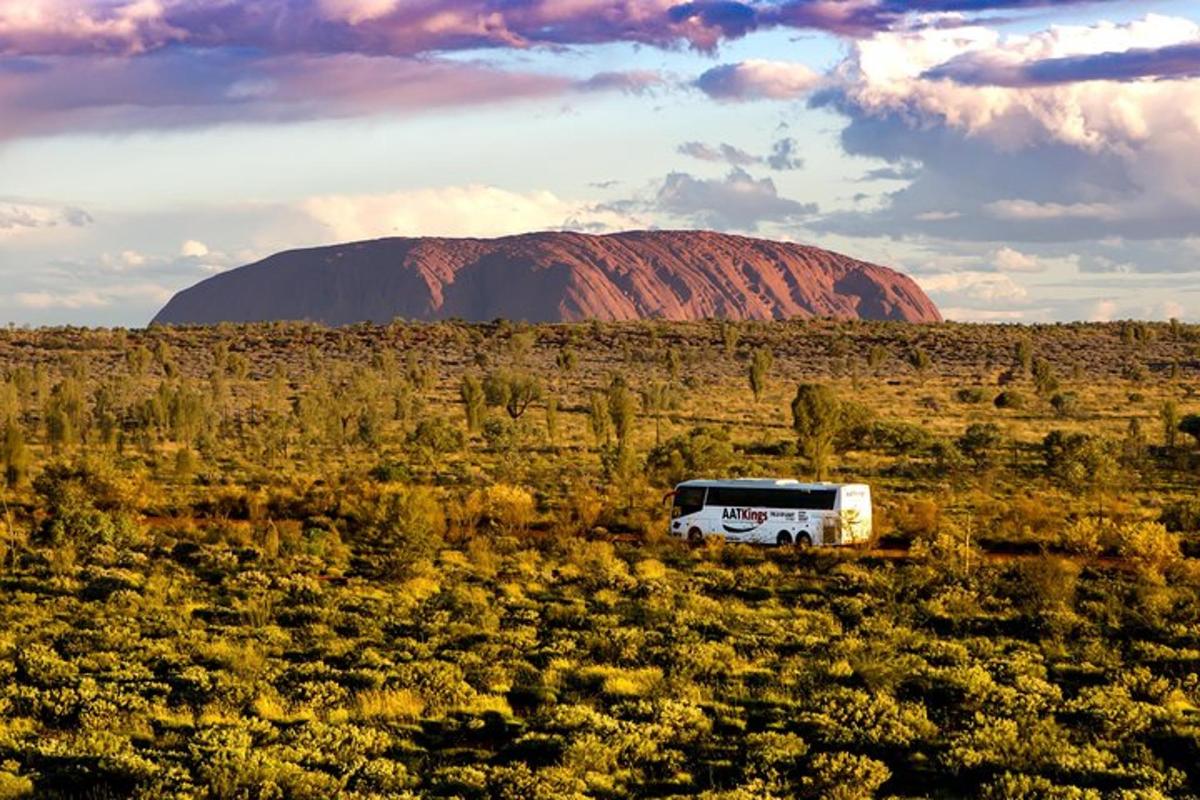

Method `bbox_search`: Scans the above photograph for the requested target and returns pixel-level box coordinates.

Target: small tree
[1014,337,1034,376]
[791,383,842,480]
[483,369,542,420]
[1031,358,1059,398]
[459,374,486,432]
[641,381,671,445]
[867,344,889,374]
[720,320,740,357]
[908,347,932,376]
[1,420,29,488]
[748,347,773,402]
[545,396,559,446]
[1161,400,1180,449]
[607,375,637,453]
[588,391,612,446]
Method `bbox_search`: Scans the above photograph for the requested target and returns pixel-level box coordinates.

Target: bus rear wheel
[776,531,793,546]
[687,528,704,544]
[795,533,813,548]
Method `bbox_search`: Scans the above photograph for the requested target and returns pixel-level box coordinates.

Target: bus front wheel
[795,533,813,548]
[687,528,704,544]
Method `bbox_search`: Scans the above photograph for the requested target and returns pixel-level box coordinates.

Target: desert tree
[908,347,932,376]
[791,383,843,480]
[459,374,487,432]
[1031,358,1059,398]
[556,348,577,374]
[1,418,28,489]
[749,347,773,402]
[867,344,889,375]
[484,369,542,420]
[720,320,740,357]
[641,381,672,445]
[545,395,559,446]
[588,391,612,446]
[1160,400,1180,450]
[1014,337,1034,376]
[607,375,638,453]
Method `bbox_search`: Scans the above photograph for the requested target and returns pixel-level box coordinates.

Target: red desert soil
[153,230,942,326]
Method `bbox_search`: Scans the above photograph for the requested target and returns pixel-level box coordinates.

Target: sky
[3,0,1200,326]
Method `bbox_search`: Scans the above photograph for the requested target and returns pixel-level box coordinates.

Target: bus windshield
[672,487,706,517]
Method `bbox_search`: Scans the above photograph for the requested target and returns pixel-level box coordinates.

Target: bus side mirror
[662,491,675,507]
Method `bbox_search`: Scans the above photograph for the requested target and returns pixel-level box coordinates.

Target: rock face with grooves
[152,230,942,325]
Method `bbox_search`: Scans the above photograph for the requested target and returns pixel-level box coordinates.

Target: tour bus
[668,478,872,547]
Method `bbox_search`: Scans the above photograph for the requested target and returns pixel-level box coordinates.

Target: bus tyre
[795,533,812,548]
[687,528,704,544]
[776,531,792,546]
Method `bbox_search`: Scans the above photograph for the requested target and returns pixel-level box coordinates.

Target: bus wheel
[795,533,813,548]
[776,531,792,546]
[687,528,704,544]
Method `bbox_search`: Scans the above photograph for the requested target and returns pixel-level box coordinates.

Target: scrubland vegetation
[1,318,1199,798]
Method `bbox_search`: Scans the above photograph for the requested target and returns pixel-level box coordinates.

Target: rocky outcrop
[152,230,941,325]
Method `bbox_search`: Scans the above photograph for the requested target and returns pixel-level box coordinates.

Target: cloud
[992,246,1042,273]
[924,40,1200,87]
[677,137,804,170]
[695,59,821,101]
[0,50,576,140]
[646,167,818,229]
[302,185,642,241]
[10,282,174,310]
[917,270,1028,303]
[1,0,1130,61]
[576,70,667,95]
[180,239,209,258]
[810,14,1200,246]
[0,199,92,234]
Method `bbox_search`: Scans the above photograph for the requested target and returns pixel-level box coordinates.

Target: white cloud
[917,271,1028,303]
[302,185,640,241]
[695,60,821,101]
[815,14,1200,245]
[985,200,1120,221]
[0,200,92,238]
[181,239,210,258]
[992,246,1042,273]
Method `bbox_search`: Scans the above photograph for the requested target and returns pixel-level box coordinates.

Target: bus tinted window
[705,486,836,511]
[673,487,706,517]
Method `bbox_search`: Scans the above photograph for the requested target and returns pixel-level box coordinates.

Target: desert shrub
[1180,413,1200,446]
[32,461,143,551]
[1050,392,1081,418]
[799,752,890,800]
[994,390,1026,409]
[1058,517,1108,557]
[408,416,464,454]
[645,427,735,487]
[847,420,933,454]
[1041,430,1119,494]
[483,483,536,535]
[955,387,987,404]
[1159,498,1200,533]
[957,423,1003,469]
[1117,521,1182,578]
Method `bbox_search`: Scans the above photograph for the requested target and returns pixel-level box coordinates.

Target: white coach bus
[668,479,872,547]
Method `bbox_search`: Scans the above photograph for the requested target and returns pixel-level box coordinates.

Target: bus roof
[675,479,868,491]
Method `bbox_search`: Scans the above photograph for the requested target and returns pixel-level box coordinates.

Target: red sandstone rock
[153,230,941,325]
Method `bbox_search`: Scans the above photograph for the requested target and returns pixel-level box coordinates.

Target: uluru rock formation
[152,230,941,325]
